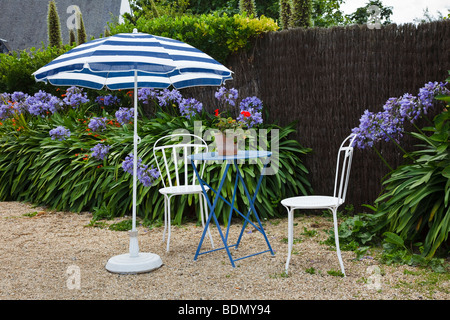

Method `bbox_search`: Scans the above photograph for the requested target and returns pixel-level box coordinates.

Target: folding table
[188,150,275,267]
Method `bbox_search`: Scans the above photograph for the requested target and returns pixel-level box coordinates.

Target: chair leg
[332,208,346,276]
[162,195,168,243]
[166,195,172,252]
[285,207,294,273]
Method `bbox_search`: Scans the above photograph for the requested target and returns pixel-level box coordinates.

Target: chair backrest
[153,134,208,188]
[333,134,357,204]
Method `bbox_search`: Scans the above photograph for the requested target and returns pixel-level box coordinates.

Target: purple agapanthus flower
[157,89,182,107]
[95,95,120,107]
[27,91,62,117]
[239,96,263,112]
[63,86,89,108]
[49,126,71,141]
[0,92,30,119]
[91,143,111,160]
[399,93,420,122]
[115,107,134,125]
[122,153,160,187]
[352,81,449,149]
[88,117,107,132]
[138,88,159,102]
[237,108,264,129]
[179,98,203,119]
[418,81,449,113]
[215,87,239,106]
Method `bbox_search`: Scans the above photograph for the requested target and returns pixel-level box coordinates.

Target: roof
[0,38,12,53]
[0,0,124,52]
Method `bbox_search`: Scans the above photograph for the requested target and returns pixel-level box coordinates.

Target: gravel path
[0,201,448,301]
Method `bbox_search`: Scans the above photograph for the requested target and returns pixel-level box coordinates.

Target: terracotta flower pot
[214,131,238,156]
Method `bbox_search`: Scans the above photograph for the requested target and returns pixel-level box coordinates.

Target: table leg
[235,160,274,256]
[192,162,237,267]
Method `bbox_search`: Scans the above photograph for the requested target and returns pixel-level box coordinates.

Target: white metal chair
[153,133,214,252]
[281,134,357,276]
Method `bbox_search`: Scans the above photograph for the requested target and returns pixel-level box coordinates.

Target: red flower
[241,111,251,117]
[214,109,219,117]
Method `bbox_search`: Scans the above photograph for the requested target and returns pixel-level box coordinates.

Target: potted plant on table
[213,87,264,156]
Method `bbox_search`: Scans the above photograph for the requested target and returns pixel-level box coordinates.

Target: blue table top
[188,150,272,161]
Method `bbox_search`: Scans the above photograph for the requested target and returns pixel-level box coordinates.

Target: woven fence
[183,20,450,210]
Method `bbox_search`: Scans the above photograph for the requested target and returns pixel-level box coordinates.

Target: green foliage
[0,100,312,225]
[0,45,75,95]
[345,0,393,26]
[239,0,258,16]
[279,0,292,29]
[124,0,191,23]
[324,208,383,258]
[110,12,279,63]
[374,108,450,260]
[47,0,62,48]
[77,12,87,45]
[328,107,450,266]
[69,29,76,46]
[290,0,312,28]
[311,0,346,27]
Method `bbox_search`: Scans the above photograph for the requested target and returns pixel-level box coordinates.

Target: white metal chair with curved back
[281,134,357,276]
[153,134,214,252]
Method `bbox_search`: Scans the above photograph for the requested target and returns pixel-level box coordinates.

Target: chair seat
[281,195,343,209]
[159,185,209,195]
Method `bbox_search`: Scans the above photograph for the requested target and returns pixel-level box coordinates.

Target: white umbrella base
[105,253,163,274]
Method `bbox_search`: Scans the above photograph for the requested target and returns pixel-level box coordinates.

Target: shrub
[47,0,63,48]
[348,75,450,260]
[0,45,75,95]
[374,108,450,259]
[109,13,279,63]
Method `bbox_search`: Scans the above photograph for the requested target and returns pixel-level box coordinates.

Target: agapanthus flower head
[418,81,449,114]
[26,91,62,117]
[237,108,263,129]
[215,87,239,106]
[157,89,182,107]
[91,143,111,160]
[115,107,134,125]
[138,88,159,102]
[49,126,71,141]
[352,81,448,149]
[0,92,30,119]
[179,98,203,119]
[399,93,420,122]
[122,153,160,187]
[63,86,89,108]
[96,95,120,107]
[239,96,263,112]
[88,117,108,132]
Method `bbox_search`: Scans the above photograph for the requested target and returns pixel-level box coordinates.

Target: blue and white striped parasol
[33,30,232,90]
[33,29,233,274]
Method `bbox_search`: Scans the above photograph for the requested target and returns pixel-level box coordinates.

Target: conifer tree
[239,0,257,17]
[77,12,87,45]
[69,29,76,45]
[279,0,292,30]
[291,0,312,28]
[47,0,62,48]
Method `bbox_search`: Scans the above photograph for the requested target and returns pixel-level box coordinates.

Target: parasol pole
[105,30,162,273]
[129,69,139,258]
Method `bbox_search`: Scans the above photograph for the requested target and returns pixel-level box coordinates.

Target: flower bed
[0,86,312,224]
